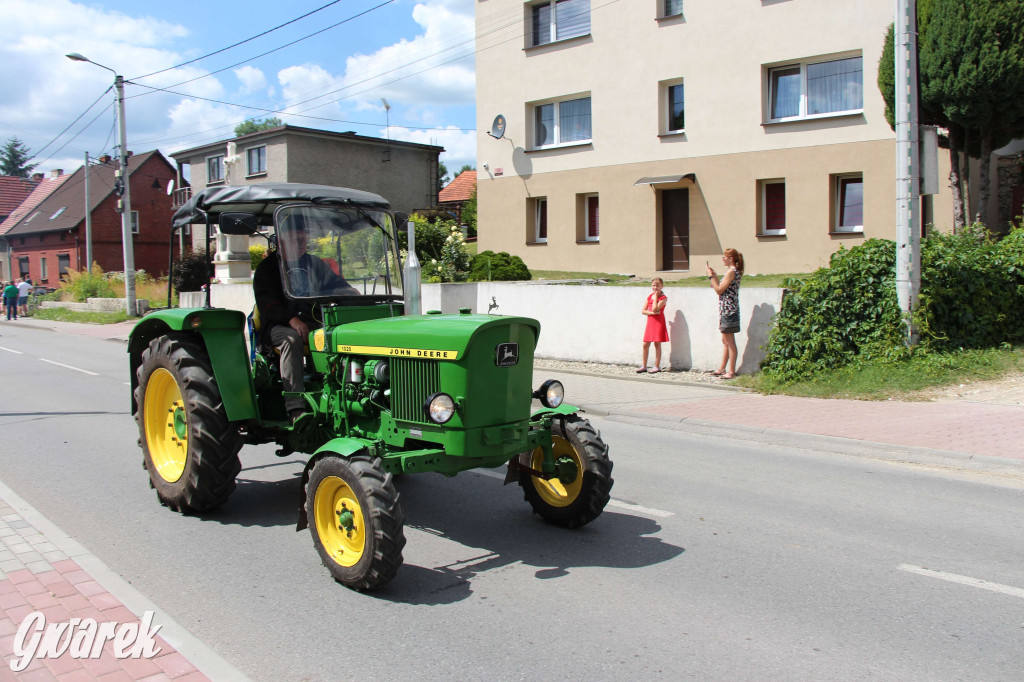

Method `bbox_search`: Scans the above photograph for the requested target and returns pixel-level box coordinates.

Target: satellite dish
[166,179,175,196]
[488,114,506,139]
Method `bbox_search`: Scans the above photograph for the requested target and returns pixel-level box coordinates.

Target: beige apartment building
[474,0,955,276]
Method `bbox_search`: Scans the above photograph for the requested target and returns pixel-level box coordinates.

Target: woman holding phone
[705,249,744,378]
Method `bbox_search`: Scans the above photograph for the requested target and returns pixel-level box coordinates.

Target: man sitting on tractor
[253,211,358,422]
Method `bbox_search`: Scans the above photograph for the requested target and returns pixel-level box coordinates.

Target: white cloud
[387,125,476,171]
[234,66,267,95]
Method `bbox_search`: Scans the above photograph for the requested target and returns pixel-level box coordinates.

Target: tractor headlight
[424,392,456,424]
[534,379,564,409]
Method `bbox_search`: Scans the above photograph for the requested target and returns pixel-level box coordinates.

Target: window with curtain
[247,146,267,175]
[531,0,590,47]
[761,181,786,235]
[533,97,592,148]
[668,83,685,132]
[585,195,599,241]
[535,198,548,242]
[769,55,862,121]
[207,155,224,182]
[834,174,864,232]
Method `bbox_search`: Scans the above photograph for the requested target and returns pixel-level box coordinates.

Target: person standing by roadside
[16,278,31,317]
[706,249,744,378]
[638,277,669,373]
[3,281,19,320]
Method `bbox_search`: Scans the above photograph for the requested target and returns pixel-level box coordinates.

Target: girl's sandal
[722,373,736,379]
[710,369,725,376]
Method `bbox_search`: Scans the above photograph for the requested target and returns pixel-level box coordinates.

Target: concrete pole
[895,0,920,344]
[114,75,137,317]
[83,152,93,270]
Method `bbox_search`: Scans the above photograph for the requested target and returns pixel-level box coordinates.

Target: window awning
[634,173,695,186]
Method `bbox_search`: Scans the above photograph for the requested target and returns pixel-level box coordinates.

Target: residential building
[438,170,477,225]
[0,151,179,287]
[474,0,957,276]
[0,175,40,225]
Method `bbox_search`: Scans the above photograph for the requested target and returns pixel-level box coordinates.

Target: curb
[536,364,749,393]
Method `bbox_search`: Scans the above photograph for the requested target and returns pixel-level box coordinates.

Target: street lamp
[66,52,137,317]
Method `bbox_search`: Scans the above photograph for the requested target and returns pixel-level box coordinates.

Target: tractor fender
[530,403,581,421]
[295,438,378,531]
[128,308,257,422]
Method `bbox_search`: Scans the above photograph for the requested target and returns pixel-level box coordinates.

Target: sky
[0,0,478,182]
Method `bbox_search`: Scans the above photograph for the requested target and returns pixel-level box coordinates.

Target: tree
[462,188,477,237]
[234,117,282,137]
[0,137,37,177]
[438,161,450,191]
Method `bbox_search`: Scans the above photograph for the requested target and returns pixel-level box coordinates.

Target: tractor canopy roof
[172,182,391,231]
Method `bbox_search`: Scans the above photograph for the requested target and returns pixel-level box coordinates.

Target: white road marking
[897,564,1024,600]
[39,358,99,376]
[473,468,674,518]
[0,346,24,354]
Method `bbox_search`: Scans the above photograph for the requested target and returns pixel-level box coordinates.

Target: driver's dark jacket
[253,250,323,329]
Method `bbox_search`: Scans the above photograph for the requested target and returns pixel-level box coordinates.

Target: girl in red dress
[638,277,669,373]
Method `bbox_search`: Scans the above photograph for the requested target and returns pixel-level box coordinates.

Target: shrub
[60,264,116,302]
[398,215,449,263]
[172,251,213,293]
[469,251,531,281]
[250,244,267,270]
[425,226,471,283]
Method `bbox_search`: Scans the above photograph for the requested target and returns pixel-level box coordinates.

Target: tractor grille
[390,358,440,424]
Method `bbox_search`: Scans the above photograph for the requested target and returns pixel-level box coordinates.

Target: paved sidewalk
[0,478,248,681]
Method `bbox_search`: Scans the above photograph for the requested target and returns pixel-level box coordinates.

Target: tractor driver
[253,212,357,422]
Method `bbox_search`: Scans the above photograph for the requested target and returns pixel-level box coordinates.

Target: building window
[58,254,70,276]
[662,0,682,18]
[530,0,590,47]
[832,174,864,233]
[18,257,28,278]
[582,194,599,242]
[759,180,786,236]
[666,82,684,133]
[768,55,863,122]
[533,96,591,148]
[49,207,67,220]
[247,146,267,175]
[207,154,224,183]
[534,198,548,243]
[40,258,47,281]
[131,210,140,235]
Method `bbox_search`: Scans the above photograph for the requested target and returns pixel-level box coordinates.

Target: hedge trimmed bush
[469,250,531,281]
[172,251,213,293]
[760,224,1024,382]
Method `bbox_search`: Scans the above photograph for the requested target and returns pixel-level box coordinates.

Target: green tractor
[129,183,613,591]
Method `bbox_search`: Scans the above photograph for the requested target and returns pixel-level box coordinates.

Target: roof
[170,124,445,160]
[0,176,40,218]
[0,175,72,236]
[172,182,391,230]
[439,170,477,204]
[1,150,170,237]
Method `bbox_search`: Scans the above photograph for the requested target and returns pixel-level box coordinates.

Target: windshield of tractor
[274,204,401,301]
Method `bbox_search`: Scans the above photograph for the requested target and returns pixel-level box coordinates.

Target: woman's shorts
[720,312,740,334]
[18,296,27,306]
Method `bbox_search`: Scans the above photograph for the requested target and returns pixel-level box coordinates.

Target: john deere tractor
[128,183,613,591]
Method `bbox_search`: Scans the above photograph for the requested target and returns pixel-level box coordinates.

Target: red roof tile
[439,170,476,203]
[0,175,72,235]
[0,176,40,219]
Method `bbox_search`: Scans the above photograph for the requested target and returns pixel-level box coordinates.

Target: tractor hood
[331,314,540,362]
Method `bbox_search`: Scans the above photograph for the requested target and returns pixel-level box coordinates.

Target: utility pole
[83,152,93,270]
[66,53,136,317]
[894,0,920,345]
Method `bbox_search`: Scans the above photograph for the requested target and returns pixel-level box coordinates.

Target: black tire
[134,334,243,512]
[519,415,614,528]
[306,455,405,591]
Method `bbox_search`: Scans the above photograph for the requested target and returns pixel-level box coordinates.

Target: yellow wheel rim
[530,436,583,508]
[314,475,366,568]
[143,368,188,483]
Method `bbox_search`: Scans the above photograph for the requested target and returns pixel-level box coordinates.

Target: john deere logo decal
[496,343,519,367]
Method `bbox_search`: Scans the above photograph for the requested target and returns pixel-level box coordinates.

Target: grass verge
[529,271,804,287]
[736,345,1024,400]
[29,308,131,324]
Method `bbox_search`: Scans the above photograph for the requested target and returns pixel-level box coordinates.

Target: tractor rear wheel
[307,455,405,591]
[135,333,242,512]
[519,415,613,528]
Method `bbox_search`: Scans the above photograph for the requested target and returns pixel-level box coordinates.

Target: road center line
[0,346,24,354]
[897,564,1024,600]
[473,468,674,518]
[39,358,99,376]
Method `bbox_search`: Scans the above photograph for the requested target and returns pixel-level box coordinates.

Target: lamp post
[66,52,136,317]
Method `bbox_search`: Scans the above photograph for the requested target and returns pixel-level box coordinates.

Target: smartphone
[705,260,709,268]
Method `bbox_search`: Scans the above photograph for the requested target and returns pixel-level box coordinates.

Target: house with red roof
[0,175,40,225]
[0,151,179,287]
[438,170,476,226]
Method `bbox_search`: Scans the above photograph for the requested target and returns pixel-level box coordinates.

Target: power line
[130,0,346,80]
[29,88,111,164]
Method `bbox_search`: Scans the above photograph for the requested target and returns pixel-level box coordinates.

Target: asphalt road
[1,323,1022,681]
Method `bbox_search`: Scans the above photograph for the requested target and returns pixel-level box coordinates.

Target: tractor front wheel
[519,415,613,528]
[135,334,242,513]
[306,455,405,591]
